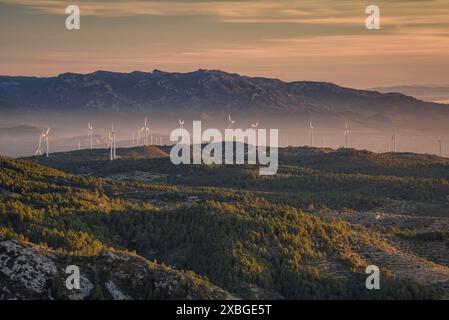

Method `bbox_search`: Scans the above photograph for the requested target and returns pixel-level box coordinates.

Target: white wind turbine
[344,122,350,148]
[179,119,185,143]
[137,129,142,146]
[108,125,117,161]
[42,128,50,157]
[112,125,117,159]
[140,117,150,146]
[108,131,114,161]
[391,132,396,152]
[87,122,93,149]
[309,122,314,147]
[251,121,259,130]
[34,134,43,156]
[251,121,259,144]
[227,114,235,130]
[249,121,259,152]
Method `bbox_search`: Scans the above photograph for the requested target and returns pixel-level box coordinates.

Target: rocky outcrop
[0,238,57,297]
[0,237,236,300]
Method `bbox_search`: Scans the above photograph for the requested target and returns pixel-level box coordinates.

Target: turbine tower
[227,114,235,130]
[438,136,442,156]
[108,131,114,161]
[137,129,142,146]
[42,128,50,157]
[344,122,350,148]
[87,122,93,149]
[251,121,259,147]
[108,124,117,161]
[140,117,150,146]
[391,132,397,152]
[113,125,117,159]
[309,122,314,147]
[34,134,43,156]
[178,119,185,143]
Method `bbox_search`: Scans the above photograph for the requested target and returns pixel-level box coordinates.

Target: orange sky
[1,0,448,88]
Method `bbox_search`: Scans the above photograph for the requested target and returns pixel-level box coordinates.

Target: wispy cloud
[1,0,448,87]
[2,0,448,28]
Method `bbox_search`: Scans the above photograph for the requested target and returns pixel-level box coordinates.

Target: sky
[0,0,448,88]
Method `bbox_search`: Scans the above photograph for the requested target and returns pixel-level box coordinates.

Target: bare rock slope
[0,237,236,300]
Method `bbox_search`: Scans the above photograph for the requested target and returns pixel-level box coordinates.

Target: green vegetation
[1,148,448,299]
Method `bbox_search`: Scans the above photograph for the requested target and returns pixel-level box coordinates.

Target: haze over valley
[1,70,448,157]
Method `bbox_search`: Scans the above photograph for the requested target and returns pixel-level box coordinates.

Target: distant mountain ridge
[1,69,449,128]
[0,125,41,136]
[370,85,449,104]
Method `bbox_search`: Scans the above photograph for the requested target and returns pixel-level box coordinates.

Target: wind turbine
[87,122,93,149]
[42,128,50,157]
[108,124,117,160]
[227,114,235,130]
[438,136,442,156]
[251,121,259,130]
[137,129,142,146]
[391,132,396,152]
[34,134,43,156]
[140,117,150,146]
[178,119,185,143]
[113,125,117,159]
[108,131,114,161]
[309,122,314,147]
[251,121,259,147]
[344,122,350,148]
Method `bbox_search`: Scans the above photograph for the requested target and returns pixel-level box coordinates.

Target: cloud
[2,0,446,26]
[1,0,448,87]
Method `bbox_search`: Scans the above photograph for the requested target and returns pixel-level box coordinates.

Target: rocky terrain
[0,237,236,300]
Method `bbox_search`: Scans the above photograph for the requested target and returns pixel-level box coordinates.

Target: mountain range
[1,70,449,130]
[370,85,449,104]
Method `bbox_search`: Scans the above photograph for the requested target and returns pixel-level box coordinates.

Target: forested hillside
[1,147,449,299]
